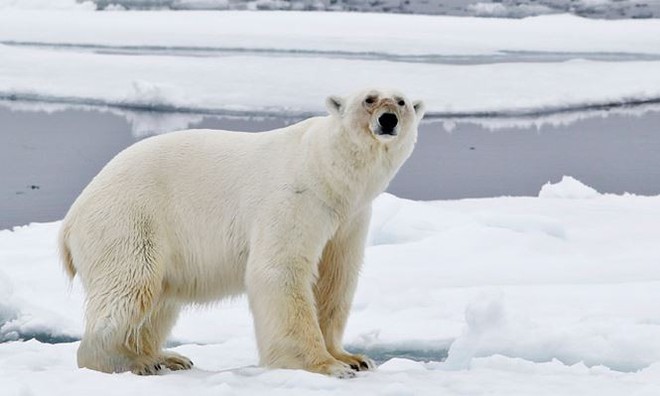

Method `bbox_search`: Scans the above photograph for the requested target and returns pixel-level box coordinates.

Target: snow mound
[379,357,427,371]
[445,292,660,372]
[539,176,600,199]
[369,193,469,246]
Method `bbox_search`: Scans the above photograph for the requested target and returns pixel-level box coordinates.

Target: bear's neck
[305,117,412,217]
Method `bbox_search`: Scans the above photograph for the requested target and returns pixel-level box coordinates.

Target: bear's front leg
[246,229,356,378]
[315,208,376,372]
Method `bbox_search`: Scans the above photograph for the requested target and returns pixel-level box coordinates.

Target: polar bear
[58,88,425,377]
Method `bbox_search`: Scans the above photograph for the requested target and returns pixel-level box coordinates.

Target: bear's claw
[161,352,194,371]
[310,359,357,378]
[332,352,376,372]
[331,365,357,379]
[132,362,163,376]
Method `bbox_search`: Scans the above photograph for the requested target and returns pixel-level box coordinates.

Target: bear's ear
[326,96,344,117]
[413,100,426,120]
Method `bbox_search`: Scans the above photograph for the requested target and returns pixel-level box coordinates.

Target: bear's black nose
[378,113,398,134]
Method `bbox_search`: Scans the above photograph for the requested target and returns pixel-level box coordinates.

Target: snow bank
[1,12,660,56]
[445,290,660,372]
[2,43,660,117]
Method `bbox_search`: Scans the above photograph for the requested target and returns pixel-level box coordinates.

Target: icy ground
[1,11,660,117]
[1,177,660,395]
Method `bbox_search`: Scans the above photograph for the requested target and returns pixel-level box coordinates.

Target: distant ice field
[1,12,660,117]
[2,44,660,117]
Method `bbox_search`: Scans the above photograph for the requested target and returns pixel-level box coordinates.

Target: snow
[2,177,660,394]
[0,12,660,116]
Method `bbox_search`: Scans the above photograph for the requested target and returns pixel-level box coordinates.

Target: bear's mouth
[373,112,399,138]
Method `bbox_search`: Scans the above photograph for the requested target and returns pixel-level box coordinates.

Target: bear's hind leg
[77,256,166,374]
[78,287,162,374]
[77,316,132,373]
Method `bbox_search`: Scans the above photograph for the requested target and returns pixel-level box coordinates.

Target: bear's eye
[398,100,405,106]
[365,97,376,105]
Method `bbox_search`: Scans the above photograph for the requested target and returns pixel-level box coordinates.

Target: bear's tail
[58,223,76,280]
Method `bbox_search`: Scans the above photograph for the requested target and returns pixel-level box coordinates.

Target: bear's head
[325,88,425,147]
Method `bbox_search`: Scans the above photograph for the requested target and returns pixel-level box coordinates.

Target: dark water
[2,102,660,229]
[347,344,449,365]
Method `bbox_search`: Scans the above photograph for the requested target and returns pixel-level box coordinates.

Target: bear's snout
[378,113,398,135]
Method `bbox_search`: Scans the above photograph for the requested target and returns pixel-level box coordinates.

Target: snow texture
[2,178,660,394]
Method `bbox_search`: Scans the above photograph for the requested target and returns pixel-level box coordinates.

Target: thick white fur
[58,88,425,377]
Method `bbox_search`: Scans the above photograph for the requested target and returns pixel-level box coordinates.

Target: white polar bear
[58,88,425,377]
